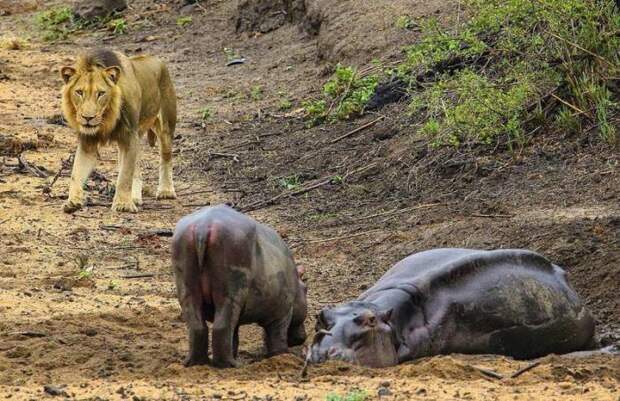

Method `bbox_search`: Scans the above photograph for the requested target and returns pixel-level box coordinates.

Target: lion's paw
[63,199,83,214]
[156,188,177,200]
[111,199,138,213]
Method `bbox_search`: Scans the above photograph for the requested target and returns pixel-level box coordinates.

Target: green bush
[35,7,74,41]
[304,64,378,124]
[400,0,619,147]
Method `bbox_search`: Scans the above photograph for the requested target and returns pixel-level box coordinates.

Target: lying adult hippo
[172,205,307,368]
[309,248,595,367]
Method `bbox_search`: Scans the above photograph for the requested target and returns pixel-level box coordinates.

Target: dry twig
[330,116,385,144]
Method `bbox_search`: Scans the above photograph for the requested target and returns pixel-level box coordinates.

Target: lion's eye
[75,90,83,97]
[97,91,106,99]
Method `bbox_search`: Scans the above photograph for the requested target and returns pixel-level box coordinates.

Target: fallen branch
[546,30,614,66]
[17,154,49,178]
[510,361,541,379]
[330,116,385,144]
[9,331,47,338]
[42,154,73,195]
[472,366,503,380]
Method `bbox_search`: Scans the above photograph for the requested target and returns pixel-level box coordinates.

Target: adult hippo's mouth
[308,302,399,368]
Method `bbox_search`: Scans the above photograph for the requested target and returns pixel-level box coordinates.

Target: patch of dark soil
[236,0,306,33]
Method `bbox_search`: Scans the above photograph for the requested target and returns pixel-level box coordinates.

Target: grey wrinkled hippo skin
[172,205,307,368]
[309,248,595,368]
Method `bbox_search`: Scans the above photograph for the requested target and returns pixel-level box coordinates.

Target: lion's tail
[147,113,163,147]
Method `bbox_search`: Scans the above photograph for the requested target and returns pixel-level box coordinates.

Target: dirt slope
[0,0,618,400]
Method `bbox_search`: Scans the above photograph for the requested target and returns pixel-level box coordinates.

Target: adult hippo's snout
[308,302,399,368]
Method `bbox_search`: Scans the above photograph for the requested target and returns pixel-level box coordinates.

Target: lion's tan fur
[60,50,177,213]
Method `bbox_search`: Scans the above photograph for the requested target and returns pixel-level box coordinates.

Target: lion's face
[61,65,121,137]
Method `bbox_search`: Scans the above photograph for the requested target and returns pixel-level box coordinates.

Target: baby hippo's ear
[379,308,393,323]
[296,264,305,279]
[60,66,76,83]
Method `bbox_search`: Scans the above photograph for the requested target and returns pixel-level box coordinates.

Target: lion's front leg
[63,141,97,214]
[112,138,139,213]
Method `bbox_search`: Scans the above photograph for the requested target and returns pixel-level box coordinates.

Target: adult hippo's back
[309,249,595,367]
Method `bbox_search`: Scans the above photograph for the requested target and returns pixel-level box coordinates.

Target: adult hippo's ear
[379,308,393,324]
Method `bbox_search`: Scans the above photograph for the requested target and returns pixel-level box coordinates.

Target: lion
[60,49,177,213]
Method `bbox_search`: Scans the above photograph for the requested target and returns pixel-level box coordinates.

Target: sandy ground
[0,1,618,400]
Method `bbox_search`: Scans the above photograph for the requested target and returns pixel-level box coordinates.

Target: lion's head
[60,51,123,138]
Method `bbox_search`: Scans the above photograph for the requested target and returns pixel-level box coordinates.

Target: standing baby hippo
[172,205,307,368]
[309,248,595,367]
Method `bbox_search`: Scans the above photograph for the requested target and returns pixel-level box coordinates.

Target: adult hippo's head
[308,302,398,368]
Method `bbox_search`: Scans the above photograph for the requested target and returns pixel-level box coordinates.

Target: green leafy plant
[304,64,378,125]
[278,175,301,190]
[325,390,368,401]
[107,281,119,290]
[107,17,128,35]
[35,6,74,41]
[200,107,212,121]
[176,16,193,27]
[398,0,619,147]
[73,254,93,280]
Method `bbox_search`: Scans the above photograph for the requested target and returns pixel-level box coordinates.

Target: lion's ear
[60,66,76,83]
[103,66,121,84]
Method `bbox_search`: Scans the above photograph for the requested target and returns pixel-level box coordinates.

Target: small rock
[378,387,392,397]
[81,328,97,337]
[43,385,67,397]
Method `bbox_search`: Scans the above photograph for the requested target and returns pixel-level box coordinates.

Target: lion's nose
[81,114,95,122]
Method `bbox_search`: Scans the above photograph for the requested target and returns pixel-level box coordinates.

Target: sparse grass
[177,16,193,27]
[73,254,94,280]
[278,175,301,190]
[396,15,415,30]
[279,98,293,111]
[325,390,368,401]
[398,0,619,147]
[200,107,212,121]
[250,85,263,101]
[303,64,378,125]
[107,281,119,290]
[107,17,128,35]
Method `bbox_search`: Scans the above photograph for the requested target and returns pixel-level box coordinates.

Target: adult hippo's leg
[233,326,240,359]
[287,321,307,347]
[264,309,293,356]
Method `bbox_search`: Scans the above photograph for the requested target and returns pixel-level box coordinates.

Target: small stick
[330,116,385,144]
[510,361,541,379]
[470,213,514,218]
[473,366,503,380]
[546,30,614,66]
[42,154,73,194]
[0,218,9,225]
[122,273,156,279]
[9,331,47,338]
[549,93,591,118]
[210,152,240,162]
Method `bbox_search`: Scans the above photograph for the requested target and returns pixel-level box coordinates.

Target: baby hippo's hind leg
[211,292,246,368]
[175,262,209,366]
[264,309,293,357]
